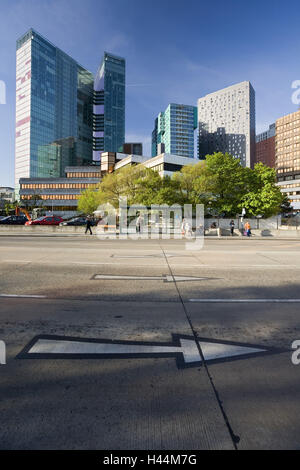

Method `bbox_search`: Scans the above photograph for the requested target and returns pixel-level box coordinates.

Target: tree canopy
[240,163,283,218]
[78,153,285,217]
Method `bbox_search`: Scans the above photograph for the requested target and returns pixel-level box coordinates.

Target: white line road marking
[93,274,208,282]
[158,264,297,268]
[0,294,46,299]
[111,255,164,259]
[0,294,45,299]
[189,299,300,303]
[3,260,300,269]
[72,262,168,267]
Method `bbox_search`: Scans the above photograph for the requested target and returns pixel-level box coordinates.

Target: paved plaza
[0,234,300,449]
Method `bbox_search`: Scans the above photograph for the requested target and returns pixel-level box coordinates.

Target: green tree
[192,153,250,216]
[96,165,148,208]
[134,171,179,206]
[118,165,148,204]
[78,166,149,213]
[4,201,18,215]
[172,162,206,205]
[133,169,163,205]
[78,186,103,215]
[78,154,284,218]
[240,163,284,217]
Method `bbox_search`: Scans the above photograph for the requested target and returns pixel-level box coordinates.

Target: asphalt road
[0,235,300,449]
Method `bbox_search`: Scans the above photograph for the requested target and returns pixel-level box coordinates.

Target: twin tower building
[15,29,125,195]
[15,29,256,195]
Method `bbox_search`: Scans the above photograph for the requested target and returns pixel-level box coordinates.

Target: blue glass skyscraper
[15,29,93,195]
[93,52,125,161]
[152,104,197,159]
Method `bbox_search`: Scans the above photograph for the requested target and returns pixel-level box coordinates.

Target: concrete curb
[0,232,299,241]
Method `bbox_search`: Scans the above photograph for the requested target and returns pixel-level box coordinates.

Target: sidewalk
[0,231,300,240]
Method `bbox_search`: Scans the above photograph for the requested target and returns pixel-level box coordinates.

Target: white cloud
[185,60,230,81]
[102,33,131,54]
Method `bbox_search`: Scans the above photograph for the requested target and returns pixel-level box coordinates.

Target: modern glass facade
[256,123,275,143]
[93,52,125,161]
[152,104,197,158]
[15,29,93,196]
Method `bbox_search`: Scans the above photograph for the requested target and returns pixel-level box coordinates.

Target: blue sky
[1,0,300,187]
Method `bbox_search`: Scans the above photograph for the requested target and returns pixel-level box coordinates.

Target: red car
[25,216,64,226]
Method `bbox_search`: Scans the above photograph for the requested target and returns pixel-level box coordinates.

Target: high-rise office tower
[276,110,300,211]
[152,104,197,158]
[255,123,275,168]
[93,52,126,161]
[15,29,94,196]
[197,81,256,167]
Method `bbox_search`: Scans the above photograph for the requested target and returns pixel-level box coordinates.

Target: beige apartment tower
[276,110,300,211]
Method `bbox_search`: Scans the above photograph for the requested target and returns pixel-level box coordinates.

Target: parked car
[25,215,64,226]
[283,211,300,218]
[59,216,92,226]
[0,215,28,225]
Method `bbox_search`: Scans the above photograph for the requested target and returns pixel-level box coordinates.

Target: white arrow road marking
[111,254,165,259]
[18,335,276,369]
[199,341,266,361]
[25,336,201,367]
[172,276,208,282]
[94,274,166,281]
[93,274,208,282]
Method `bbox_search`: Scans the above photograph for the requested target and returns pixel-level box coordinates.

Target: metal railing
[281,217,300,228]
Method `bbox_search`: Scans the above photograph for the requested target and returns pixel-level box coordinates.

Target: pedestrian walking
[181,218,186,236]
[185,221,192,237]
[196,224,204,238]
[244,221,251,237]
[85,216,93,235]
[230,219,235,236]
[136,214,143,233]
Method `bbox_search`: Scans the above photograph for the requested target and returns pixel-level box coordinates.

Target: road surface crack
[159,242,240,450]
